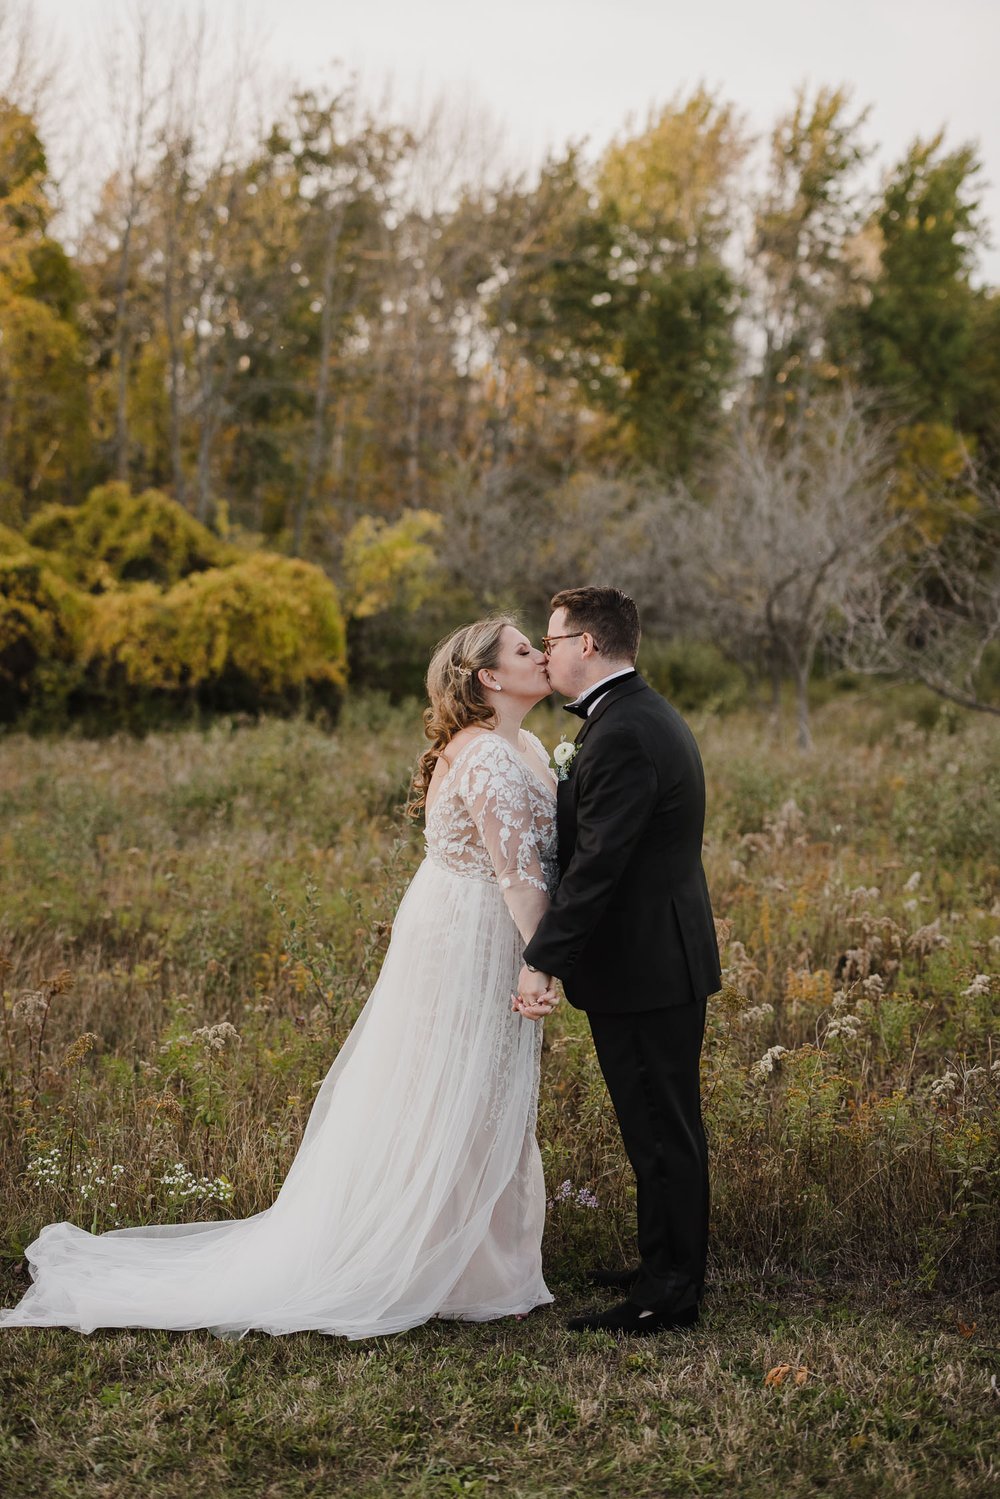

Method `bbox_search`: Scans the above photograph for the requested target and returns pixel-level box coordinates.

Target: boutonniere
[553,738,579,781]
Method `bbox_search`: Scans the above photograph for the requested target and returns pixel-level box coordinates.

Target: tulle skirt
[0,856,552,1338]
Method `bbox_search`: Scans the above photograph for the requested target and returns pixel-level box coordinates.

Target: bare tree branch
[838,479,1000,716]
[633,388,901,747]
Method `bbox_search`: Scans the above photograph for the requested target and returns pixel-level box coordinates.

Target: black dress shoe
[587,1265,640,1290]
[567,1298,699,1335]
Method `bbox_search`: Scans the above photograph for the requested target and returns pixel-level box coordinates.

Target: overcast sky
[33,0,1000,284]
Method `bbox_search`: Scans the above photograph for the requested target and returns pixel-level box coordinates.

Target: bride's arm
[456,739,553,949]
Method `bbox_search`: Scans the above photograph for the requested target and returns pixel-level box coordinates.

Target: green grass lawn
[1,1270,997,1498]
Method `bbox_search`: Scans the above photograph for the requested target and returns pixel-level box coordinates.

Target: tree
[594,90,749,470]
[257,88,405,554]
[838,468,1000,716]
[472,90,749,477]
[752,85,873,414]
[638,390,899,748]
[0,99,89,513]
[848,135,984,425]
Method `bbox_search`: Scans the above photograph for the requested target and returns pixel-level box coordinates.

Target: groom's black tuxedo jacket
[523,674,722,1013]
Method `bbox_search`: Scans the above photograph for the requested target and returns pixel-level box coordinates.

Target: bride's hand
[511,985,559,1021]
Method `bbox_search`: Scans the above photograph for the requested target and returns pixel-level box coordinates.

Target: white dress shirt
[566,668,636,717]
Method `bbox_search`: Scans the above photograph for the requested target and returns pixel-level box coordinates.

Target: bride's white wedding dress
[1,730,558,1339]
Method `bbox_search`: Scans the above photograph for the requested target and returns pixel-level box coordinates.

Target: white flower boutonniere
[553,738,579,781]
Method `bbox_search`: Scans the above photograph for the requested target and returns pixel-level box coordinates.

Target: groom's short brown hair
[550,587,641,663]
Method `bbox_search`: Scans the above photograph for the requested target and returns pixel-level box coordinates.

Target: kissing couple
[1,586,722,1341]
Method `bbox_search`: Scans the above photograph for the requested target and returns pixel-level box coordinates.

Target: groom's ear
[580,632,600,659]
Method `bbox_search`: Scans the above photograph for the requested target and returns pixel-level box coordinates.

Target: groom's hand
[516,964,550,1005]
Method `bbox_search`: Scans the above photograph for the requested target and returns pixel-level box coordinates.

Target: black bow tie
[563,670,638,720]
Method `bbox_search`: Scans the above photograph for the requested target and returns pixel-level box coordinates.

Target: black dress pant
[587,996,709,1314]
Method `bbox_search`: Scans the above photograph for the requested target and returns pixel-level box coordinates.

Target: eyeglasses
[541,633,591,652]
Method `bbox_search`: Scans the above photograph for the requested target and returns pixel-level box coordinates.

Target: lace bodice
[425,731,558,900]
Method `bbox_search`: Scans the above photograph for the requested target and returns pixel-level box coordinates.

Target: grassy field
[1,689,997,1496]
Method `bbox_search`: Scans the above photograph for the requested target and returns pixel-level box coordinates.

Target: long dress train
[0,730,558,1339]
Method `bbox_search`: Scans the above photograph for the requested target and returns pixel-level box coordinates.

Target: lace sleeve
[456,735,552,946]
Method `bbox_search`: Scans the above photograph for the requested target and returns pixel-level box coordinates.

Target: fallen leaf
[957,1320,977,1338]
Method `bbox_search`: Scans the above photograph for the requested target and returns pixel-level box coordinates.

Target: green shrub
[83,553,348,724]
[25,482,228,591]
[637,636,749,712]
[347,594,475,700]
[340,509,469,700]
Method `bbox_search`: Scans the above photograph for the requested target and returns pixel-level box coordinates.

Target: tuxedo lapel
[573,674,649,747]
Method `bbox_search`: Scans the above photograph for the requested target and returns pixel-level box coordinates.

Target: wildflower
[752,1045,788,1078]
[724,941,763,991]
[962,975,993,1000]
[191,1022,241,1053]
[903,871,922,892]
[159,1163,234,1204]
[11,992,50,1025]
[63,1033,99,1067]
[159,1034,194,1052]
[906,920,949,957]
[547,1179,599,1210]
[738,1003,774,1026]
[826,1013,862,1042]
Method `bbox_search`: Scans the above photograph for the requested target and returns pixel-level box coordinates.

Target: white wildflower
[903,871,922,892]
[907,920,949,956]
[192,1022,241,1053]
[826,1013,862,1042]
[738,1003,774,1026]
[962,975,993,1000]
[158,1162,234,1205]
[752,1045,788,1079]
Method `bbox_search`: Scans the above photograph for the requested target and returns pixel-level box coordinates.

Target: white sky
[30,0,1000,284]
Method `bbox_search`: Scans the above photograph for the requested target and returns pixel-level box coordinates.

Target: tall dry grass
[1,691,997,1295]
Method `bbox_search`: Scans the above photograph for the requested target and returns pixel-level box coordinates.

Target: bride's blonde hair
[408,615,516,817]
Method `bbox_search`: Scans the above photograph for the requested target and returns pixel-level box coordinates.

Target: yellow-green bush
[340,507,472,698]
[2,488,347,729]
[341,508,443,620]
[0,553,90,722]
[25,482,228,591]
[83,553,347,722]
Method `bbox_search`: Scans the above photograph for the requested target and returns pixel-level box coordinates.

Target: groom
[519,586,721,1334]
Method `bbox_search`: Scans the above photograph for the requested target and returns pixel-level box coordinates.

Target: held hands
[512,963,559,1022]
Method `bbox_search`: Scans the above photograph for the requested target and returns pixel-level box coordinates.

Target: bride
[1,617,560,1339]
